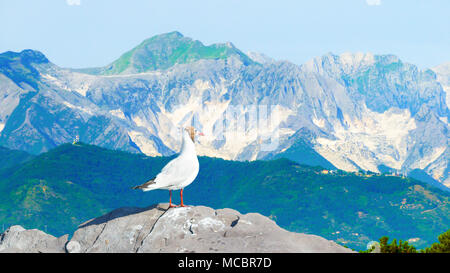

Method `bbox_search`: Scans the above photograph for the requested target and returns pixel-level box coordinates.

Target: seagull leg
[169,190,177,208]
[179,188,188,207]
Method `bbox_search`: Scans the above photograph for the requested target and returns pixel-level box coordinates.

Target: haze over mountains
[0,31,448,187]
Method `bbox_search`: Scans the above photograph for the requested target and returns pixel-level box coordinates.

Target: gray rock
[66,204,353,253]
[0,205,353,253]
[0,225,68,253]
[68,204,167,253]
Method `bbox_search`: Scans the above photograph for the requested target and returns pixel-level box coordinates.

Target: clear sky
[1,0,449,69]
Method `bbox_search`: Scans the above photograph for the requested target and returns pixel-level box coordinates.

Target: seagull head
[184,126,204,142]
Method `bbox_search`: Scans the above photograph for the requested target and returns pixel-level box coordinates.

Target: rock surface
[0,225,67,253]
[0,204,353,253]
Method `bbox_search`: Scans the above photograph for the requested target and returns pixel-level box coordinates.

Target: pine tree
[379,236,417,253]
[422,229,450,253]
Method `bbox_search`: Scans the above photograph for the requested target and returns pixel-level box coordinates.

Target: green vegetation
[379,236,418,253]
[101,32,254,75]
[361,229,450,253]
[107,49,134,75]
[0,143,449,251]
[422,229,450,253]
[266,136,337,170]
[0,146,35,170]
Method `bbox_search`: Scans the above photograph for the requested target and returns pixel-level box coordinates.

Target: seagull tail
[132,177,156,190]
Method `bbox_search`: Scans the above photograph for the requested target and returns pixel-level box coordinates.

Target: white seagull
[132,126,203,207]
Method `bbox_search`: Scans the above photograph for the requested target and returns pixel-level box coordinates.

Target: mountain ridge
[0,31,448,187]
[75,31,255,75]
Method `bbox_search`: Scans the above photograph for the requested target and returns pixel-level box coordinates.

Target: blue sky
[1,0,449,69]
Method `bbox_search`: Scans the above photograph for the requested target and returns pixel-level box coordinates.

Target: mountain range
[0,143,448,251]
[0,31,448,187]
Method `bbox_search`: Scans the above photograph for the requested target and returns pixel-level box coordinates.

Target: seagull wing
[150,155,197,189]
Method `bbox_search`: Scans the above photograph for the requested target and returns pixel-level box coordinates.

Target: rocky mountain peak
[432,62,450,107]
[18,49,49,64]
[96,31,254,75]
[303,52,402,76]
[0,49,50,90]
[0,49,49,65]
[247,51,276,64]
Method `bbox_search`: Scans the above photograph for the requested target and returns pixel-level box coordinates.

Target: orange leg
[169,190,177,208]
[179,188,188,207]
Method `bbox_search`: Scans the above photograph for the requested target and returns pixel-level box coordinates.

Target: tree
[370,229,450,253]
[422,229,450,253]
[379,236,417,253]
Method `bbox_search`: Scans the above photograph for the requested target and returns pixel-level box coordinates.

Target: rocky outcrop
[0,204,353,253]
[0,225,67,253]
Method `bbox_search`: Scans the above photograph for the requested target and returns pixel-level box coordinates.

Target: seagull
[132,126,203,207]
